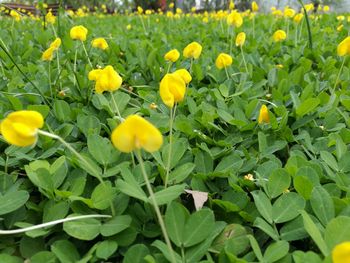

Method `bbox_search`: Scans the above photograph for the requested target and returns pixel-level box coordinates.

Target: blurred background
[0,0,349,12]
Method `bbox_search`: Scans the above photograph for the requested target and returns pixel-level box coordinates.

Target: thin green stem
[73,48,78,87]
[189,58,193,74]
[166,62,172,73]
[295,23,298,46]
[164,104,176,188]
[136,150,176,263]
[111,92,123,121]
[297,0,313,49]
[181,245,186,263]
[229,27,234,55]
[81,41,93,68]
[139,15,147,34]
[252,15,255,39]
[51,23,57,38]
[38,130,104,184]
[241,46,249,75]
[333,56,346,93]
[224,66,230,81]
[48,61,52,98]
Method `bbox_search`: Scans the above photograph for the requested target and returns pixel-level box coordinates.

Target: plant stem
[240,46,249,75]
[111,92,123,121]
[37,130,104,184]
[167,62,172,73]
[181,245,186,263]
[298,0,313,49]
[136,150,176,263]
[0,40,50,106]
[139,15,147,35]
[164,104,176,188]
[81,41,93,68]
[332,56,346,93]
[48,61,52,98]
[224,66,230,81]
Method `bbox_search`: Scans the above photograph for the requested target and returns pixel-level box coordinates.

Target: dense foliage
[0,3,350,263]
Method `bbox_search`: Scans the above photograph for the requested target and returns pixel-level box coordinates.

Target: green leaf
[296,98,320,116]
[169,163,195,184]
[96,240,118,260]
[53,100,72,122]
[324,216,350,250]
[30,251,56,263]
[0,190,29,215]
[272,192,305,223]
[267,168,291,198]
[251,191,273,224]
[63,217,101,240]
[123,244,149,263]
[253,217,279,241]
[91,181,116,210]
[165,202,189,247]
[51,240,80,263]
[310,186,335,226]
[152,184,186,206]
[320,151,338,171]
[280,216,308,241]
[300,210,329,256]
[50,156,67,189]
[88,134,115,166]
[183,209,215,247]
[247,235,263,262]
[338,152,350,173]
[263,241,289,263]
[294,175,314,200]
[100,215,132,237]
[152,240,182,263]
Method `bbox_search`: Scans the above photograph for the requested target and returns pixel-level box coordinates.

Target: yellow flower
[227,11,243,27]
[10,10,21,21]
[41,47,55,61]
[293,13,303,24]
[169,2,174,8]
[337,25,344,32]
[92,38,109,50]
[173,69,192,84]
[272,9,283,17]
[111,115,163,153]
[164,49,180,62]
[215,53,233,69]
[46,11,56,24]
[126,24,132,30]
[137,6,143,14]
[273,30,287,42]
[304,3,314,12]
[229,1,235,10]
[252,1,258,12]
[323,5,330,12]
[337,36,350,56]
[191,7,196,13]
[70,25,88,41]
[332,242,350,263]
[49,38,61,50]
[88,65,122,94]
[145,9,152,15]
[236,32,246,47]
[337,15,345,21]
[159,73,186,108]
[284,8,295,18]
[0,111,44,147]
[183,42,202,59]
[258,105,270,124]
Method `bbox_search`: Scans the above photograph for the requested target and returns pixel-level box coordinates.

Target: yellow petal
[160,73,186,108]
[0,110,43,147]
[183,42,202,59]
[258,105,270,124]
[173,69,192,84]
[111,115,163,153]
[337,37,350,56]
[164,49,180,62]
[332,242,350,263]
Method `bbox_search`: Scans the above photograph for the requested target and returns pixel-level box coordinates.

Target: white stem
[0,214,111,235]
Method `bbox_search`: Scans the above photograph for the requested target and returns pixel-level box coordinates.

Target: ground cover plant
[0,2,350,262]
